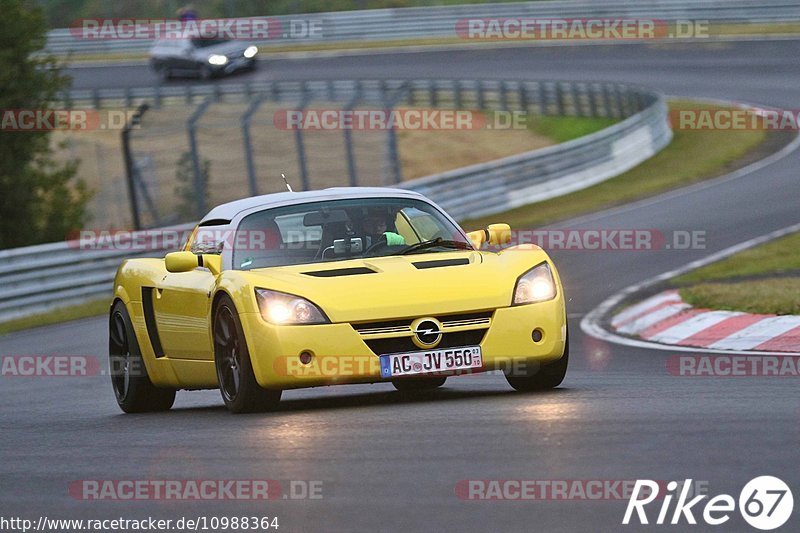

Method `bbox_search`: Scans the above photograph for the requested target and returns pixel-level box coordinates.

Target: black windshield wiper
[399,238,472,255]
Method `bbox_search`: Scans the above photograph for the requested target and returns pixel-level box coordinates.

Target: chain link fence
[61,79,650,229]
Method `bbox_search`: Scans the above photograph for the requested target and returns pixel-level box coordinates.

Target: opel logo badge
[411,317,443,349]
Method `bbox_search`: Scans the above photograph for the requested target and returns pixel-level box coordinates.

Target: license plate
[380,346,482,378]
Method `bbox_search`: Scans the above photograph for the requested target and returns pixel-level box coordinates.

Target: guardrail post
[499,81,509,111]
[614,85,625,119]
[384,83,408,184]
[571,83,582,117]
[538,83,547,115]
[187,98,213,217]
[588,83,598,117]
[476,80,486,110]
[519,82,529,113]
[601,84,612,118]
[556,83,566,116]
[121,103,150,230]
[343,81,362,187]
[429,80,437,107]
[241,95,267,196]
[294,84,311,191]
[327,80,335,102]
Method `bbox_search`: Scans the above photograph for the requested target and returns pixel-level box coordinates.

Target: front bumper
[239,296,567,390]
[213,57,256,74]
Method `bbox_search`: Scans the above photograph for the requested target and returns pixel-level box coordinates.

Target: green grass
[680,278,800,316]
[0,298,109,336]
[674,231,800,285]
[528,115,618,143]
[464,100,767,230]
[674,231,800,315]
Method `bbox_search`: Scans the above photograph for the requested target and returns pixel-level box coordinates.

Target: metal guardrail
[1,79,671,322]
[402,95,670,221]
[45,0,800,57]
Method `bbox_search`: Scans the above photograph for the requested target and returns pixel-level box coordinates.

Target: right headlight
[255,288,329,325]
[208,54,228,65]
[513,262,556,305]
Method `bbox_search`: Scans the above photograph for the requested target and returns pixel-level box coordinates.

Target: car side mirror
[487,223,512,246]
[466,223,512,249]
[165,251,222,276]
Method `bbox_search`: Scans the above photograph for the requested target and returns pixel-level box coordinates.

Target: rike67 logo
[623,476,793,530]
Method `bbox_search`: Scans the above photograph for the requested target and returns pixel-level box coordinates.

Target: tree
[0,0,91,248]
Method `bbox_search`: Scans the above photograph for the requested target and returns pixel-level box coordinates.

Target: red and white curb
[612,290,800,353]
[581,221,800,356]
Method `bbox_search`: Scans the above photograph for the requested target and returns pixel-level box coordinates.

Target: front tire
[392,376,447,392]
[213,295,281,414]
[504,335,569,392]
[109,301,176,413]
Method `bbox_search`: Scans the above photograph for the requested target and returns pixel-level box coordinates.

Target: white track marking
[709,316,800,351]
[646,310,742,344]
[617,303,691,335]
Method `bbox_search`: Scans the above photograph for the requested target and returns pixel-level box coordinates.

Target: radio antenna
[281,173,294,192]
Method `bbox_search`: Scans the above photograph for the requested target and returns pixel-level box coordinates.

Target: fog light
[531,329,544,343]
[299,351,314,365]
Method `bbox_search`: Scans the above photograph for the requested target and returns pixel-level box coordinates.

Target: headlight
[243,46,258,58]
[208,54,228,65]
[513,262,556,305]
[255,289,329,325]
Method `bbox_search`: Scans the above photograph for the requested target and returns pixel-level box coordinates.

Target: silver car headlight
[513,262,557,305]
[208,54,228,65]
[255,288,329,325]
[243,46,258,58]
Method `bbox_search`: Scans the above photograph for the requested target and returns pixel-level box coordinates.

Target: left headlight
[255,288,329,325]
[208,54,228,65]
[513,262,557,305]
[243,46,258,58]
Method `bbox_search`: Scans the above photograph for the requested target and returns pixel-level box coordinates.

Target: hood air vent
[303,267,376,277]
[412,258,470,269]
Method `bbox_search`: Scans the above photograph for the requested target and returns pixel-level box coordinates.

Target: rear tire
[109,301,176,413]
[213,295,281,414]
[504,334,569,392]
[392,376,447,392]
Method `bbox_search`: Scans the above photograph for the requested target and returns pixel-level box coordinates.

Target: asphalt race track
[2,40,799,531]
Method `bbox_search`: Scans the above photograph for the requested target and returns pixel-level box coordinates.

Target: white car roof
[200,187,427,224]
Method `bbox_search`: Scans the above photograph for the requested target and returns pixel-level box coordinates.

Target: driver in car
[363,209,406,248]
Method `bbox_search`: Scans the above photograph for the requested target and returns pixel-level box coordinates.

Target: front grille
[364,329,487,356]
[352,311,494,334]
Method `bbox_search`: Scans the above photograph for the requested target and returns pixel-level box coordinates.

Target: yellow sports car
[110,187,568,413]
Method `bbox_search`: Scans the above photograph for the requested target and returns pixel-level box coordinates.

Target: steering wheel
[364,234,391,256]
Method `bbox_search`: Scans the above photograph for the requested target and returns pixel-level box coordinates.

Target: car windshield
[231,197,472,270]
[191,38,230,48]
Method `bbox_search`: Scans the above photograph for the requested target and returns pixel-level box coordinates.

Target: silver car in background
[149,38,258,80]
